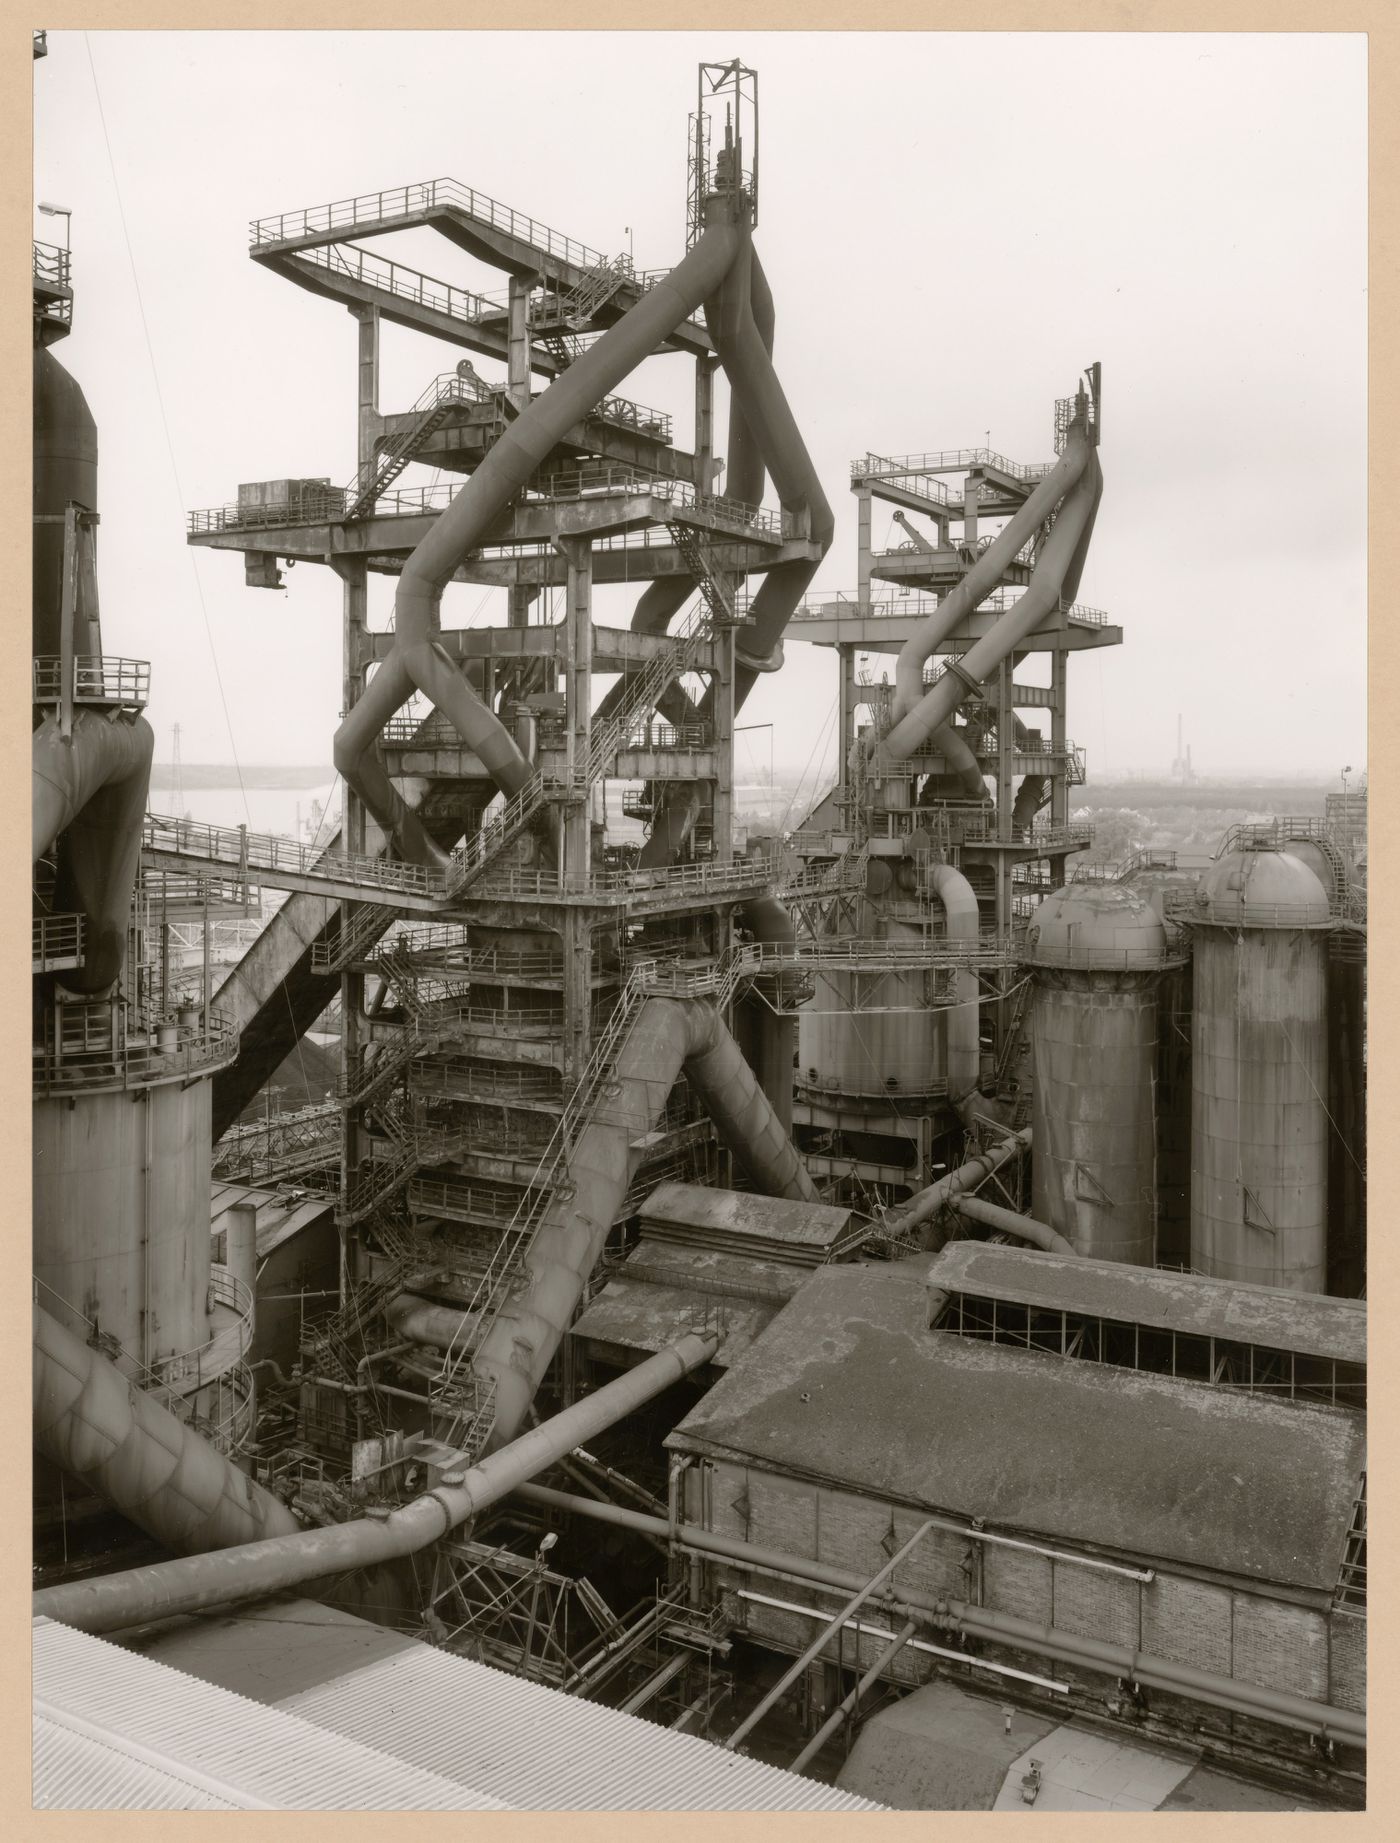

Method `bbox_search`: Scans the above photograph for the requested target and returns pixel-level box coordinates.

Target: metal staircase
[667,521,737,623]
[425,947,753,1446]
[312,901,398,974]
[531,256,631,334]
[423,958,663,1438]
[345,370,501,520]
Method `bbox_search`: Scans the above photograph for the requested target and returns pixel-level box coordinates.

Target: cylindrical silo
[1187,848,1331,1291]
[1024,883,1170,1265]
[33,1074,214,1370]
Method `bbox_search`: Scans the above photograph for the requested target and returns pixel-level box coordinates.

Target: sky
[34,29,1367,784]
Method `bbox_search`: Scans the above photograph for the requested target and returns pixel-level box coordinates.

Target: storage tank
[1023,882,1170,1264]
[33,345,97,656]
[1186,847,1330,1291]
[798,901,944,1101]
[33,1074,214,1369]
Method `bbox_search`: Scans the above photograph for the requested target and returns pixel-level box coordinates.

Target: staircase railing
[345,369,502,518]
[425,956,666,1426]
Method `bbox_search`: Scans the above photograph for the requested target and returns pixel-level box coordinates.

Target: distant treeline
[147,765,333,791]
[1078,780,1332,814]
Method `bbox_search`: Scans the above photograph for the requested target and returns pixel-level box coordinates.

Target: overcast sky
[35,30,1366,784]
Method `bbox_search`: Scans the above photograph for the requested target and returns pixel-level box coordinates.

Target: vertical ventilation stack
[1185,847,1332,1291]
[1023,883,1173,1264]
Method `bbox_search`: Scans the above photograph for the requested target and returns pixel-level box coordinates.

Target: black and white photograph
[26,20,1370,1818]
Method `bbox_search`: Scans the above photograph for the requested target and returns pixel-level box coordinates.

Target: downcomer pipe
[883,432,1102,764]
[881,1126,1032,1242]
[467,995,816,1446]
[32,1331,718,1637]
[32,1300,298,1555]
[927,862,981,1099]
[888,436,1089,729]
[333,210,744,868]
[509,1484,1366,1748]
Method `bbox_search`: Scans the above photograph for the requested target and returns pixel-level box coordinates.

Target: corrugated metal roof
[669,1264,1366,1594]
[926,1242,1367,1365]
[34,1713,239,1810]
[126,1599,883,1810]
[281,1644,885,1810]
[33,1617,513,1810]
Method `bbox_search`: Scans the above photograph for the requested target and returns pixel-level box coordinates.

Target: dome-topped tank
[1192,847,1330,929]
[1025,880,1169,969]
[1188,847,1331,1292]
[1025,881,1171,1265]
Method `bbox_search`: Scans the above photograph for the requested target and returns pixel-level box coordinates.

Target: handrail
[34,655,151,709]
[187,469,793,540]
[33,239,71,291]
[153,1265,255,1392]
[851,446,1056,484]
[250,177,615,275]
[269,238,497,325]
[33,1004,239,1096]
[32,913,85,971]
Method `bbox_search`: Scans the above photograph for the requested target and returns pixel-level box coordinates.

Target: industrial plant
[32,43,1367,1815]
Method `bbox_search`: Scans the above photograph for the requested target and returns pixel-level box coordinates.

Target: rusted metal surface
[924,1242,1366,1365]
[671,1264,1364,1592]
[1191,921,1329,1291]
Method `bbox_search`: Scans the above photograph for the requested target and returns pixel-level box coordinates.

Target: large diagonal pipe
[33,1301,298,1555]
[638,240,831,871]
[881,432,1102,765]
[469,993,816,1446]
[887,436,1091,732]
[32,1330,718,1637]
[333,211,745,868]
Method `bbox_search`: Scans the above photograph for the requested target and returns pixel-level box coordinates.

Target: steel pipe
[952,1192,1078,1257]
[32,1300,298,1557]
[889,439,1089,729]
[723,1518,935,1749]
[883,433,1102,763]
[32,1331,718,1636]
[881,1127,1033,1241]
[469,994,813,1448]
[788,1620,920,1773]
[509,1482,1363,1746]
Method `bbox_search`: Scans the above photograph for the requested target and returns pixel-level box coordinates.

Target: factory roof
[120,1598,882,1811]
[639,1180,855,1261]
[210,1178,335,1258]
[33,1616,511,1810]
[669,1263,1365,1595]
[925,1243,1367,1366]
[570,1239,809,1366]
